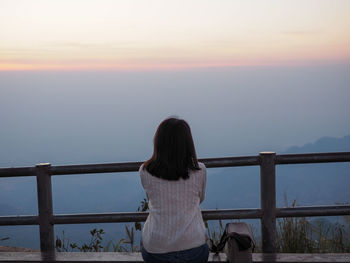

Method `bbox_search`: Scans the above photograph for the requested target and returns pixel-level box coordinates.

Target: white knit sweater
[139,162,207,253]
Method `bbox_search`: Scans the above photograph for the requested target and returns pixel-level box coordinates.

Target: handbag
[210,222,255,263]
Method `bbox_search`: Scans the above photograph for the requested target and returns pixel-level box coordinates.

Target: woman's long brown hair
[143,117,200,180]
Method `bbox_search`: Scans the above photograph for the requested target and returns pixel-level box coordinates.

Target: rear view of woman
[140,117,209,263]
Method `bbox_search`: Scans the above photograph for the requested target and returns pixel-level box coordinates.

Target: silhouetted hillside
[284,135,350,153]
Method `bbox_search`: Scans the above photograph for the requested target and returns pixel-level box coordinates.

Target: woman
[139,117,209,263]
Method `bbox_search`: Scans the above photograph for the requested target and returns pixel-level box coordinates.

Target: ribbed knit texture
[139,162,207,253]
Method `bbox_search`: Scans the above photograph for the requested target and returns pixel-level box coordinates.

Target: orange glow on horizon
[0,62,267,72]
[1,55,350,72]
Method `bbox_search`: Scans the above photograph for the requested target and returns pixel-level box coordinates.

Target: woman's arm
[199,164,207,203]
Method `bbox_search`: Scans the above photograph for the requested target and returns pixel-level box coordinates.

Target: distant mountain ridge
[283,135,350,154]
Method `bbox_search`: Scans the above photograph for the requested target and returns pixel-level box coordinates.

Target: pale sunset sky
[1,0,350,71]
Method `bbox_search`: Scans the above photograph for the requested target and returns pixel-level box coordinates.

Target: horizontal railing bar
[0,209,263,226]
[202,208,262,220]
[0,215,38,225]
[277,205,350,217]
[275,152,350,165]
[200,156,259,168]
[51,162,143,175]
[1,205,349,226]
[54,212,148,224]
[53,208,263,224]
[51,156,260,176]
[1,152,349,177]
[0,167,35,177]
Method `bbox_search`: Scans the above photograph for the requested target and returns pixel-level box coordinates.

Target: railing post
[36,163,54,253]
[260,152,276,253]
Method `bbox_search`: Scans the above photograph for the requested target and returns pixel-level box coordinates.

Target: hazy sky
[0,1,349,166]
[1,0,350,70]
[1,65,349,166]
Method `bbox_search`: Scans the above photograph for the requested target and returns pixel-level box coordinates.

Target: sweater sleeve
[139,164,148,192]
[139,165,151,200]
[199,163,207,203]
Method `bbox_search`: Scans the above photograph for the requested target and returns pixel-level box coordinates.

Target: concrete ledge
[0,252,350,262]
[0,246,39,252]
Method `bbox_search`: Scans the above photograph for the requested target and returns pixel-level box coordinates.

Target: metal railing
[0,151,350,253]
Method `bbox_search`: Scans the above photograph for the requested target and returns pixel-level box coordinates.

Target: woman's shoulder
[191,162,206,178]
[139,163,153,189]
[139,163,149,175]
[139,163,150,179]
[198,162,206,170]
[196,162,206,174]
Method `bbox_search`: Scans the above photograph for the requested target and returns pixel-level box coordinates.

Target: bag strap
[209,227,230,253]
[209,229,255,253]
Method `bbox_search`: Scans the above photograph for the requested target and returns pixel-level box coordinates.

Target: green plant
[55,199,149,252]
[277,216,314,252]
[124,225,139,252]
[135,198,149,231]
[206,218,224,250]
[104,239,127,252]
[276,197,350,252]
[56,228,105,252]
[55,231,71,252]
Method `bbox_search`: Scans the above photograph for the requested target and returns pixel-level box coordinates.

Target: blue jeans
[141,243,209,263]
